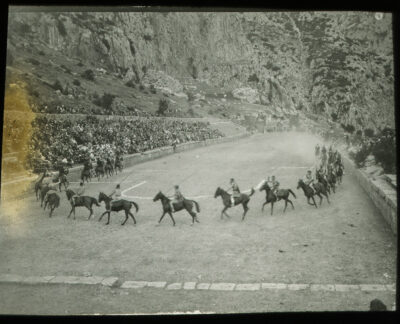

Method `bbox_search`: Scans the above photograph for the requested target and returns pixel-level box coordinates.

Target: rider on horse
[107,184,122,210]
[72,181,86,205]
[170,185,184,212]
[270,175,280,197]
[304,169,316,194]
[315,144,320,157]
[228,178,241,206]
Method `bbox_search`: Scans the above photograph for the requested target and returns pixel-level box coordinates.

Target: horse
[104,160,114,178]
[297,179,330,208]
[34,170,48,200]
[98,192,139,225]
[326,167,337,193]
[153,191,200,226]
[95,162,105,181]
[259,182,296,216]
[39,184,58,208]
[81,165,92,183]
[336,164,344,185]
[43,192,60,217]
[214,187,255,221]
[57,173,69,192]
[65,189,100,220]
[114,158,123,174]
[316,169,331,195]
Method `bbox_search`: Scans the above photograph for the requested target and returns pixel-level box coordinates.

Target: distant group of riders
[34,141,345,225]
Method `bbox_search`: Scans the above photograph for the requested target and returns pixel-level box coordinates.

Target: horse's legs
[261,201,268,212]
[288,199,294,209]
[106,212,111,225]
[88,207,93,220]
[317,193,323,206]
[221,206,229,219]
[283,200,288,213]
[98,211,107,222]
[325,192,330,204]
[168,211,176,226]
[270,202,274,216]
[49,207,53,217]
[242,203,249,221]
[128,211,136,225]
[122,211,129,225]
[311,196,317,208]
[158,211,166,224]
[67,206,74,218]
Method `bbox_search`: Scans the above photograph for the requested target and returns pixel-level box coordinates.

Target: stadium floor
[0,131,396,313]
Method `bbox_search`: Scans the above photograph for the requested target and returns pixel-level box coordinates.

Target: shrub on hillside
[61,64,71,74]
[139,84,145,91]
[372,128,396,173]
[52,79,64,92]
[157,99,169,116]
[149,84,156,94]
[93,93,116,111]
[73,79,81,86]
[125,80,136,88]
[82,69,95,81]
[77,61,84,67]
[26,58,40,66]
[248,73,259,83]
[364,128,374,138]
[57,20,67,37]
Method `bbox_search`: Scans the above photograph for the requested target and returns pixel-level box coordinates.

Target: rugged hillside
[5,10,394,131]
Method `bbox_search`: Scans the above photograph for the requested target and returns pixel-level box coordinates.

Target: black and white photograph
[0,6,397,315]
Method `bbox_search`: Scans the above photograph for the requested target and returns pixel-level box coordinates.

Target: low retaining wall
[66,133,249,182]
[342,154,397,236]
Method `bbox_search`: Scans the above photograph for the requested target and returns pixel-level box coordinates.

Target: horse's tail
[192,200,200,213]
[288,189,296,199]
[94,198,100,207]
[248,188,255,197]
[131,201,139,213]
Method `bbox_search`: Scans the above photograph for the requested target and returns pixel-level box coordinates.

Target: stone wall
[342,154,397,236]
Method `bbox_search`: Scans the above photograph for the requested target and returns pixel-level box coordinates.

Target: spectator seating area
[27,115,224,172]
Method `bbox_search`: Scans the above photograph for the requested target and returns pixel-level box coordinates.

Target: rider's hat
[307,169,312,173]
[230,178,234,182]
[174,185,179,189]
[80,181,84,185]
[116,184,120,189]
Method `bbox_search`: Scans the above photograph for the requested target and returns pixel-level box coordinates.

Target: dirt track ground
[0,131,397,314]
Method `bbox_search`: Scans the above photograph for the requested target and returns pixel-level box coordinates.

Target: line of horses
[33,150,345,226]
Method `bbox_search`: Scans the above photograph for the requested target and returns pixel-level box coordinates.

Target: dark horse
[81,165,92,183]
[153,191,200,226]
[259,182,296,215]
[56,173,69,192]
[336,164,344,185]
[34,170,48,200]
[326,167,337,193]
[66,189,100,220]
[98,192,139,225]
[95,160,105,181]
[105,160,114,178]
[43,192,60,217]
[297,179,330,208]
[214,187,255,221]
[316,169,331,194]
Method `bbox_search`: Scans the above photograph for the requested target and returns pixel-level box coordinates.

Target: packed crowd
[27,115,224,171]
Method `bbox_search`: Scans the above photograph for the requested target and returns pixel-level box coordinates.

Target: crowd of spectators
[27,115,224,171]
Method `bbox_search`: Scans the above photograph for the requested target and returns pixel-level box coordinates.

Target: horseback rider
[270,175,280,197]
[228,178,241,206]
[170,185,184,212]
[315,144,320,157]
[107,184,122,209]
[43,182,59,203]
[303,169,316,194]
[72,181,86,205]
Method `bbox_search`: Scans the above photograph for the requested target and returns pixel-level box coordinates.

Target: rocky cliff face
[6,10,394,130]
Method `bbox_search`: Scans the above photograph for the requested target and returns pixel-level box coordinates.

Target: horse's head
[98,192,106,203]
[65,189,74,200]
[259,181,270,192]
[297,179,303,189]
[153,191,162,202]
[214,187,221,198]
